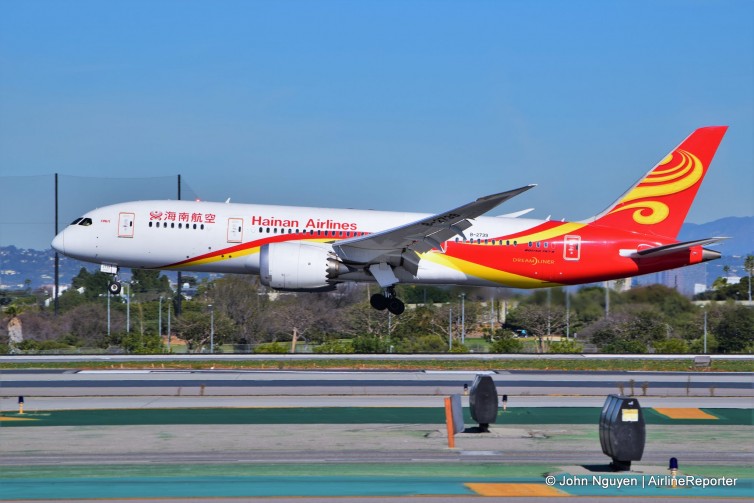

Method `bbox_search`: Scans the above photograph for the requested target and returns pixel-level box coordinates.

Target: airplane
[52,126,728,315]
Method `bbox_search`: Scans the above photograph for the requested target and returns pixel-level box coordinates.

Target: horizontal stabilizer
[630,237,728,259]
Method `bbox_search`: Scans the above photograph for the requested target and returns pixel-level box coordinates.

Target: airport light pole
[448,306,453,350]
[125,282,131,333]
[209,304,215,354]
[459,293,466,345]
[745,255,754,303]
[106,287,111,337]
[167,300,172,353]
[158,296,163,341]
[565,287,571,340]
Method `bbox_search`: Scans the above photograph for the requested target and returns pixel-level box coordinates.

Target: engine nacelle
[260,241,347,291]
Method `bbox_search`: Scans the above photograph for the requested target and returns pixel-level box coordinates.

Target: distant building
[659,263,709,297]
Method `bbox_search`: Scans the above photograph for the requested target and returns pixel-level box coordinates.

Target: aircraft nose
[51,231,65,254]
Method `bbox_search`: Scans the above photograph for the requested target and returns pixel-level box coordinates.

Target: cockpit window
[70,218,83,225]
[78,218,93,226]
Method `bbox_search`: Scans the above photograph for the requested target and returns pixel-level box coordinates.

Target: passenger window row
[453,237,554,248]
[257,227,367,238]
[149,221,205,230]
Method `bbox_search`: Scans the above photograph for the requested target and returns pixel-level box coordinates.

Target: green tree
[395,334,448,353]
[744,255,754,303]
[112,331,163,354]
[397,285,453,304]
[390,305,447,340]
[314,340,355,354]
[131,270,171,298]
[67,303,120,348]
[652,338,689,354]
[449,343,470,353]
[548,338,583,353]
[624,285,695,318]
[489,330,524,353]
[352,335,391,353]
[507,303,566,353]
[254,342,289,354]
[689,333,718,353]
[71,268,112,300]
[714,304,754,353]
[209,275,267,344]
[56,287,88,312]
[173,309,234,352]
[570,286,608,324]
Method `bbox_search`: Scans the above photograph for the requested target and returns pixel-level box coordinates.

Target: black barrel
[469,374,498,431]
[599,395,646,471]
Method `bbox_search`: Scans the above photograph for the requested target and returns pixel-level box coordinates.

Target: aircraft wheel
[108,281,122,295]
[387,298,405,316]
[370,293,388,310]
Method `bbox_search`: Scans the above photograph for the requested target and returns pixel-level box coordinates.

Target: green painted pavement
[0,471,751,500]
[0,462,554,481]
[548,473,753,499]
[0,475,481,499]
[1,407,751,427]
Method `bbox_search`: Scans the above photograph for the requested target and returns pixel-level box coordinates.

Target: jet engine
[260,241,349,291]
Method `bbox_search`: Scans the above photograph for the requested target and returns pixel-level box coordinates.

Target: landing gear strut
[370,287,405,315]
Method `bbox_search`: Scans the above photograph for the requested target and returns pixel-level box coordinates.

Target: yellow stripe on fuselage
[162,238,335,270]
[513,222,587,243]
[163,246,261,269]
[424,252,563,288]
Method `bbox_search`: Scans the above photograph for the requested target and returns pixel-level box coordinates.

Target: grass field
[1,357,752,372]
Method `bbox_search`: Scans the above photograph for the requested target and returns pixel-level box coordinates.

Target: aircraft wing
[333,185,535,279]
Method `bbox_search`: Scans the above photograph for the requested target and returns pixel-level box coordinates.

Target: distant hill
[0,246,92,291]
[1,216,752,291]
[679,216,754,258]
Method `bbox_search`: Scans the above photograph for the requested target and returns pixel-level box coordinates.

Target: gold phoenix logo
[607,149,703,225]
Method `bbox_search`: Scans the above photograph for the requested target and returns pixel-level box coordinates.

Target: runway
[2,368,752,397]
[0,368,751,502]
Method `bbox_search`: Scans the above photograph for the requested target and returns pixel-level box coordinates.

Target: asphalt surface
[1,368,752,397]
[0,369,751,502]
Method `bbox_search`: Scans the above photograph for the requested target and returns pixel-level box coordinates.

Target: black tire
[387,298,405,315]
[370,293,388,310]
[108,281,122,295]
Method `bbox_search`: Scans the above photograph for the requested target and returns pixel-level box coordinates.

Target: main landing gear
[370,287,405,315]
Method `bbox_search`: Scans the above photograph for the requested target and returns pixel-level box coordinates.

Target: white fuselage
[53,199,542,288]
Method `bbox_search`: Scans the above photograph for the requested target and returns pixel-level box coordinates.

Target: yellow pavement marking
[653,408,718,419]
[466,483,567,497]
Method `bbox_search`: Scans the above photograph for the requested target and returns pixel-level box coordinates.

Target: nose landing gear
[108,281,122,295]
[370,287,405,315]
[101,264,122,295]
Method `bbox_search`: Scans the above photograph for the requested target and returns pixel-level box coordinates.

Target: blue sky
[1,0,752,249]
